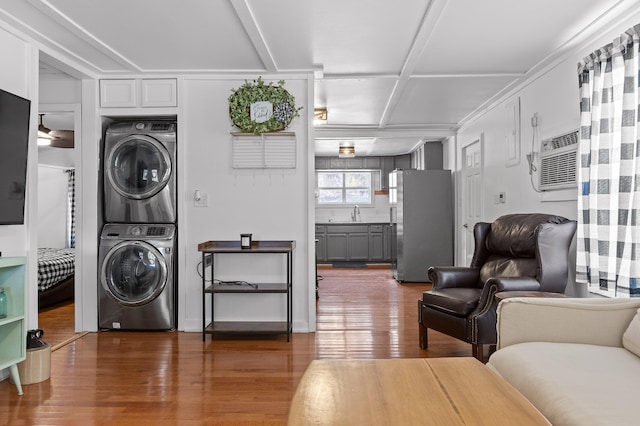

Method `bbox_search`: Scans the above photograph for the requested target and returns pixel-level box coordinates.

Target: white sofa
[487,297,640,426]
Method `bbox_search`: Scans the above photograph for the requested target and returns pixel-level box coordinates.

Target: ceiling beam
[229,0,278,73]
[315,127,455,140]
[25,0,141,73]
[378,0,449,128]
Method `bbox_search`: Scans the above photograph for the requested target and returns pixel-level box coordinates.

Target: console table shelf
[205,282,288,293]
[198,240,295,341]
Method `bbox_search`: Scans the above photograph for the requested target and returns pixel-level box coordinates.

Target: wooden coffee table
[288,357,549,425]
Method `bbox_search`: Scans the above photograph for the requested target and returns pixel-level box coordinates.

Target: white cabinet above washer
[100,79,177,108]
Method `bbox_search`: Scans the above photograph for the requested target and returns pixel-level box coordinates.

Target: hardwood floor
[1,267,471,425]
[37,301,78,350]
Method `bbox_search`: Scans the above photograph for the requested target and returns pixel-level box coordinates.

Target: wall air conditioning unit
[539,130,579,190]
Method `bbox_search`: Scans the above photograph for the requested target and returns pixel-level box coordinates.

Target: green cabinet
[0,257,26,395]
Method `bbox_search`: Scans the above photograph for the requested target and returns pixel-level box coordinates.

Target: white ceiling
[3,0,636,156]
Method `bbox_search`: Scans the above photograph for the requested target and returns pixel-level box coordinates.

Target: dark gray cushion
[422,288,483,317]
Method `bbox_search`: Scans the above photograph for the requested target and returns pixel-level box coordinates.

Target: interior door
[462,139,482,266]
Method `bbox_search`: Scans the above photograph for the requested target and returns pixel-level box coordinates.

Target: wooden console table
[288,358,549,425]
[198,240,295,341]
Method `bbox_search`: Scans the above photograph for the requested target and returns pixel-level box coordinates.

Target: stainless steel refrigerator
[389,169,453,282]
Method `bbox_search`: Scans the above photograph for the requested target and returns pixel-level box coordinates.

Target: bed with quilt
[38,248,75,309]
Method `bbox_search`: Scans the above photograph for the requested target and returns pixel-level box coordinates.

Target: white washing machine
[103,121,176,223]
[99,223,176,330]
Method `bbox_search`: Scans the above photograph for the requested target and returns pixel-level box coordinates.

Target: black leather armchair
[418,213,577,361]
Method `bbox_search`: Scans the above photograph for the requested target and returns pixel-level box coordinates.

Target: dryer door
[101,240,168,306]
[106,134,172,200]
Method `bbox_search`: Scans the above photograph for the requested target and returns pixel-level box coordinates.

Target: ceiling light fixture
[37,114,54,145]
[338,145,355,158]
[314,108,328,125]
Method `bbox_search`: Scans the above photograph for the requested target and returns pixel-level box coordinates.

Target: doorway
[36,109,79,346]
[461,136,483,265]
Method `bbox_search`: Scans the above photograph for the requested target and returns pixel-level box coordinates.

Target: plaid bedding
[37,248,75,292]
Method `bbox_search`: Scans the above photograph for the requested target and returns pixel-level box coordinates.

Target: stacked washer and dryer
[98,121,177,330]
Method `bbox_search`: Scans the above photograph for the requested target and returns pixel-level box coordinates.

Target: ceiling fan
[38,113,74,148]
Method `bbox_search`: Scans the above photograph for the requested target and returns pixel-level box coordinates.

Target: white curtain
[577,24,640,297]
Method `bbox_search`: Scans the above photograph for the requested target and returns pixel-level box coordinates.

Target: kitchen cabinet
[317,223,391,263]
[349,231,369,261]
[383,225,393,262]
[369,225,385,261]
[0,257,26,395]
[326,232,348,261]
[100,78,177,108]
[325,224,369,262]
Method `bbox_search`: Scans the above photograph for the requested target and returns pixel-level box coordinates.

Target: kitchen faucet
[351,205,361,222]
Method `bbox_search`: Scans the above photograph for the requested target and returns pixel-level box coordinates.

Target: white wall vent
[539,130,579,190]
[231,132,296,169]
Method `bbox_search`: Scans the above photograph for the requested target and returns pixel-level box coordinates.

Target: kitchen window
[316,170,372,205]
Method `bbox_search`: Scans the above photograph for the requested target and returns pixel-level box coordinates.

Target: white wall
[454,59,579,223]
[450,10,640,296]
[180,76,313,332]
[36,166,68,248]
[0,26,36,258]
[39,77,81,104]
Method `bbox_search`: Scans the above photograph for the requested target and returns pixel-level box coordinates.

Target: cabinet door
[383,225,392,261]
[348,233,370,261]
[369,232,384,261]
[141,79,177,107]
[326,234,348,261]
[100,79,137,108]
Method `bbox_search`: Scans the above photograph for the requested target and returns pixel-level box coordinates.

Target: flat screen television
[0,88,31,225]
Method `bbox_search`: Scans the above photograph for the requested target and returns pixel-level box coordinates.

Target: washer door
[101,241,168,307]
[106,134,172,200]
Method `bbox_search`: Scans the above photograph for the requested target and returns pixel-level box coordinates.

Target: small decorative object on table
[241,234,252,249]
[228,77,302,135]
